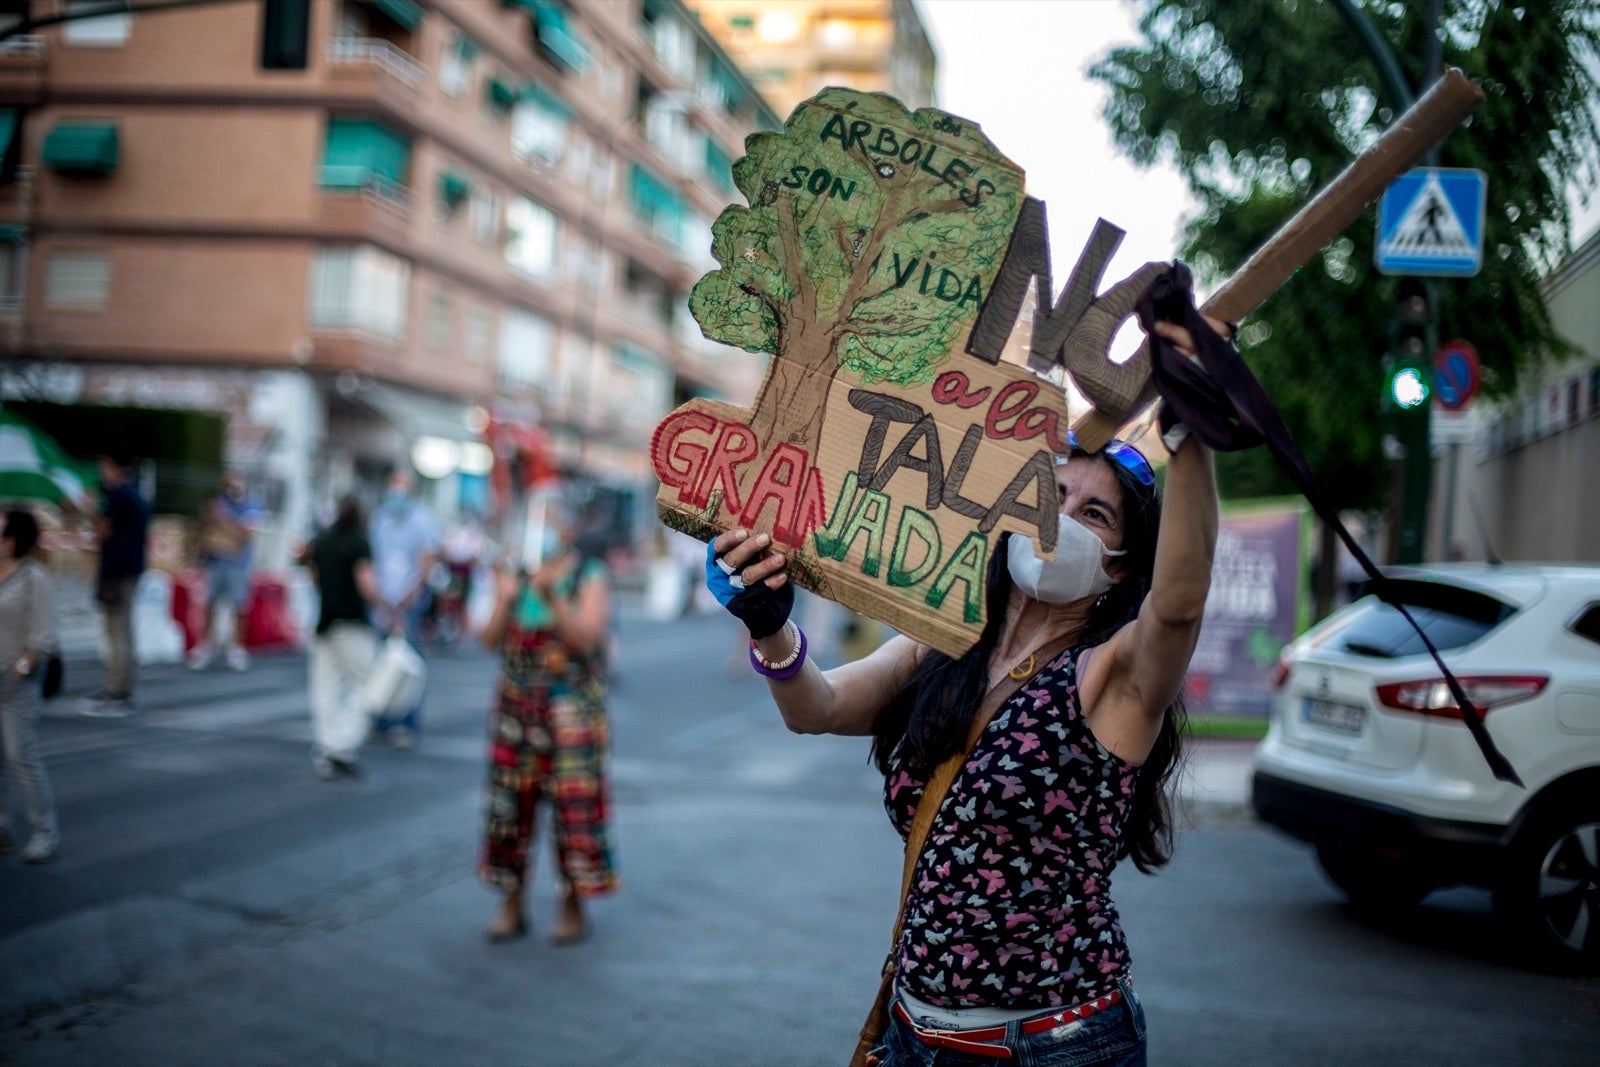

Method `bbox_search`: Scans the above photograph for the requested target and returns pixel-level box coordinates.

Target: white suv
[1251,564,1600,969]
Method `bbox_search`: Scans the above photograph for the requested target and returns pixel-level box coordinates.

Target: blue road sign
[1376,168,1486,277]
[1433,338,1480,411]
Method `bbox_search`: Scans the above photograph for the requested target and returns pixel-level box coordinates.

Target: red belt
[891,989,1123,1061]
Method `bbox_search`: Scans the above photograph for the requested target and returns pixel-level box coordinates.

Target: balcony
[325,37,425,102]
[314,176,413,245]
[0,34,45,99]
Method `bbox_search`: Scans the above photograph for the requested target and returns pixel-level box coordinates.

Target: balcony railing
[326,37,425,89]
[0,35,44,57]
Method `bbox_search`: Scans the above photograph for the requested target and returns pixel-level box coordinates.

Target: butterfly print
[884,644,1139,1010]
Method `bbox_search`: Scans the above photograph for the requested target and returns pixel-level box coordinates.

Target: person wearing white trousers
[301,496,387,779]
[309,621,378,773]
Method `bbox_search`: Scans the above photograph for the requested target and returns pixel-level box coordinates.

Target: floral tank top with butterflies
[883,644,1141,1010]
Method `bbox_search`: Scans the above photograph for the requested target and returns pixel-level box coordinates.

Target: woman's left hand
[1149,314,1233,359]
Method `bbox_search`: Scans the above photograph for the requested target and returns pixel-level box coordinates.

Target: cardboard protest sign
[653,87,1077,656]
[654,75,1485,658]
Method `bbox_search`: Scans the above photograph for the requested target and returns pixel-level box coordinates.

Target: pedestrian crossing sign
[1375,167,1486,277]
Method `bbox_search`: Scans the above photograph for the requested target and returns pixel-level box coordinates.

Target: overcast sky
[916,0,1600,282]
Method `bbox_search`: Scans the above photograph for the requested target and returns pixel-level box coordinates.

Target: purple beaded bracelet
[750,624,807,681]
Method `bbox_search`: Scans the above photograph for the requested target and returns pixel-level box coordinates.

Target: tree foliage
[1090,0,1600,510]
[689,88,1025,448]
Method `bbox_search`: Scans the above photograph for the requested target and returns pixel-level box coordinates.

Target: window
[44,250,109,309]
[1570,605,1600,647]
[510,88,570,168]
[650,12,696,81]
[319,118,411,193]
[642,93,693,170]
[469,186,499,244]
[504,197,557,279]
[566,132,592,185]
[463,304,493,364]
[612,345,670,425]
[63,0,130,46]
[497,306,555,389]
[440,33,480,97]
[628,164,682,247]
[589,152,615,201]
[308,245,410,340]
[0,231,25,312]
[426,290,453,351]
[1321,579,1515,658]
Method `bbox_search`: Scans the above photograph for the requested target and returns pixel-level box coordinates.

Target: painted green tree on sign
[690,88,1026,454]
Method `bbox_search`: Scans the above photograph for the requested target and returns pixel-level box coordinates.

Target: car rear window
[1320,579,1516,658]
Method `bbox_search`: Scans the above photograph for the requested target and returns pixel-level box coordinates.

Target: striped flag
[0,408,94,506]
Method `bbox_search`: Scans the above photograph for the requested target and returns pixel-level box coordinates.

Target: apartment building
[684,0,937,117]
[0,0,777,568]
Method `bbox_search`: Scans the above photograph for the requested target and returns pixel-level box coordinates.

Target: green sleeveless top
[512,558,607,630]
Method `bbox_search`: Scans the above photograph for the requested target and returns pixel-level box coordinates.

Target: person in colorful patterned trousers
[708,312,1226,1066]
[478,500,617,945]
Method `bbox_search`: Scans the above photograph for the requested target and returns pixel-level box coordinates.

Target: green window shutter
[319,117,410,190]
[486,75,518,114]
[42,121,119,175]
[629,164,682,245]
[374,0,423,31]
[0,223,26,243]
[0,110,18,161]
[437,171,470,210]
[729,15,754,29]
[456,34,482,62]
[532,0,591,73]
[521,82,572,121]
[704,136,734,192]
[713,59,745,113]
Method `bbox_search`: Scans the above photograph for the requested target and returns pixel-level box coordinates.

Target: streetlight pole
[1330,0,1445,563]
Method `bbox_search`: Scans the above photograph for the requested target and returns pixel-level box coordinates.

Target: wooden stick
[1072,67,1485,450]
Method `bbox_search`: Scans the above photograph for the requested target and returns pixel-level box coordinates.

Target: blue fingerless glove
[705,538,793,640]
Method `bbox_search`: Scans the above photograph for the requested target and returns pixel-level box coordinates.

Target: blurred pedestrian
[368,468,438,748]
[189,469,262,672]
[81,454,147,719]
[0,510,61,863]
[302,495,382,780]
[478,498,617,944]
[706,310,1229,1066]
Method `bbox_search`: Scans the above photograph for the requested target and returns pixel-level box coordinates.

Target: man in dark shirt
[81,454,148,718]
[302,495,384,779]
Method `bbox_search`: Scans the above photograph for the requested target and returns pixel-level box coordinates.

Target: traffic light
[1385,277,1431,413]
[260,0,311,70]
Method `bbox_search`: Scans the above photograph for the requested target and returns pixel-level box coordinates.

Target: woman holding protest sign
[707,297,1224,1066]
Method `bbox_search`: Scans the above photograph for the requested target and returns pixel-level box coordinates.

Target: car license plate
[1302,698,1365,734]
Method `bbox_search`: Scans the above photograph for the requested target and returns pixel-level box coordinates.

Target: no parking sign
[1434,339,1480,411]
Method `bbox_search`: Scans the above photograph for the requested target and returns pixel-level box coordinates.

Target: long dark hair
[868,450,1187,874]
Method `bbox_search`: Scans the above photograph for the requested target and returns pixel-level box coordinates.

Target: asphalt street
[1,606,1596,1066]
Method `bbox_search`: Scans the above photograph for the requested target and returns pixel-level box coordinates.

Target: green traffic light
[1389,365,1430,409]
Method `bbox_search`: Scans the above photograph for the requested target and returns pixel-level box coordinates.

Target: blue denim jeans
[871,977,1147,1067]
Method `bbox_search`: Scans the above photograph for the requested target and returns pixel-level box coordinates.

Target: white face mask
[1007,513,1127,604]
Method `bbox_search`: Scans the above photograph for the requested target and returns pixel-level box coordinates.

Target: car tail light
[1271,653,1291,689]
[1374,675,1548,719]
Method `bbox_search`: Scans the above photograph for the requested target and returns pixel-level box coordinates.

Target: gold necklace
[1007,653,1036,681]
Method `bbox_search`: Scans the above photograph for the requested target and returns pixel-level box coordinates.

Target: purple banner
[1184,502,1303,717]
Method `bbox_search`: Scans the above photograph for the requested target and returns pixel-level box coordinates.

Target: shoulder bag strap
[848,632,1081,1067]
[886,630,1080,958]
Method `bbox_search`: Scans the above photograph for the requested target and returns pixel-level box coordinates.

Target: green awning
[486,75,518,114]
[729,15,753,29]
[521,81,572,120]
[704,136,734,192]
[42,121,118,175]
[318,117,410,189]
[437,171,470,209]
[532,0,591,73]
[0,110,18,162]
[629,164,682,244]
[374,0,423,31]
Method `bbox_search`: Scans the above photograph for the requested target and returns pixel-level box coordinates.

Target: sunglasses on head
[1064,430,1156,488]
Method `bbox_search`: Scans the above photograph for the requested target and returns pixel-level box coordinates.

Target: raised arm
[1082,321,1221,761]
[715,529,921,736]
